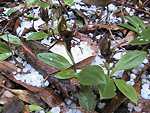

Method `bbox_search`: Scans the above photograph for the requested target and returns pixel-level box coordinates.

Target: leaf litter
[0,0,150,113]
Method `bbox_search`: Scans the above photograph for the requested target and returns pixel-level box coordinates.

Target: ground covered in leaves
[0,0,150,113]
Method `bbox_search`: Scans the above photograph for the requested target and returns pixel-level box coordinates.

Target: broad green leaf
[120,23,138,33]
[64,0,74,6]
[132,16,145,30]
[27,32,48,41]
[112,50,147,73]
[114,79,139,104]
[29,104,43,112]
[120,16,145,33]
[130,27,150,45]
[98,77,116,99]
[26,0,49,8]
[78,65,107,86]
[0,34,21,45]
[0,52,12,61]
[125,16,140,30]
[25,14,39,21]
[37,52,71,69]
[78,87,96,112]
[26,0,37,4]
[55,69,75,79]
[0,42,10,53]
[5,8,17,16]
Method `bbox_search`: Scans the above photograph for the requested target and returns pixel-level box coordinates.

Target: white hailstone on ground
[142,84,149,89]
[67,109,82,113]
[130,73,136,79]
[38,110,45,113]
[65,98,72,105]
[91,55,105,65]
[89,5,97,12]
[12,71,17,75]
[50,107,61,113]
[125,7,135,16]
[89,33,93,38]
[125,7,131,13]
[41,38,51,45]
[17,68,21,73]
[9,60,16,64]
[126,79,135,86]
[97,102,106,109]
[14,59,49,87]
[34,19,45,31]
[75,0,82,3]
[113,52,123,60]
[95,35,102,40]
[132,69,139,74]
[134,106,142,112]
[138,63,145,69]
[16,20,32,36]
[141,88,150,99]
[143,58,149,64]
[71,3,81,10]
[107,4,118,12]
[113,70,124,78]
[127,103,134,112]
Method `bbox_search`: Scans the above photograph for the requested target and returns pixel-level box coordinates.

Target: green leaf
[64,0,74,6]
[98,77,116,99]
[25,14,39,21]
[0,34,21,45]
[55,69,75,79]
[37,52,72,69]
[0,52,12,61]
[120,16,145,33]
[120,23,138,33]
[125,16,140,30]
[112,50,147,73]
[5,8,17,16]
[27,32,48,41]
[0,42,10,53]
[78,87,96,112]
[114,79,139,104]
[26,0,49,8]
[78,65,107,86]
[29,104,43,112]
[130,27,150,45]
[132,16,145,30]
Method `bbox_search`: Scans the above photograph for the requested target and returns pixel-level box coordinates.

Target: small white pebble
[97,102,106,109]
[130,73,136,79]
[9,60,16,64]
[134,106,142,112]
[22,68,28,73]
[113,70,124,78]
[17,68,21,73]
[50,107,60,113]
[126,80,135,86]
[127,103,134,112]
[142,84,149,89]
[108,4,117,12]
[12,71,17,75]
[113,52,123,60]
[132,69,139,74]
[43,81,49,87]
[16,57,22,63]
[143,58,148,64]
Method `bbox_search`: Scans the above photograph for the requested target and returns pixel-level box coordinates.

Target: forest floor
[0,0,150,113]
